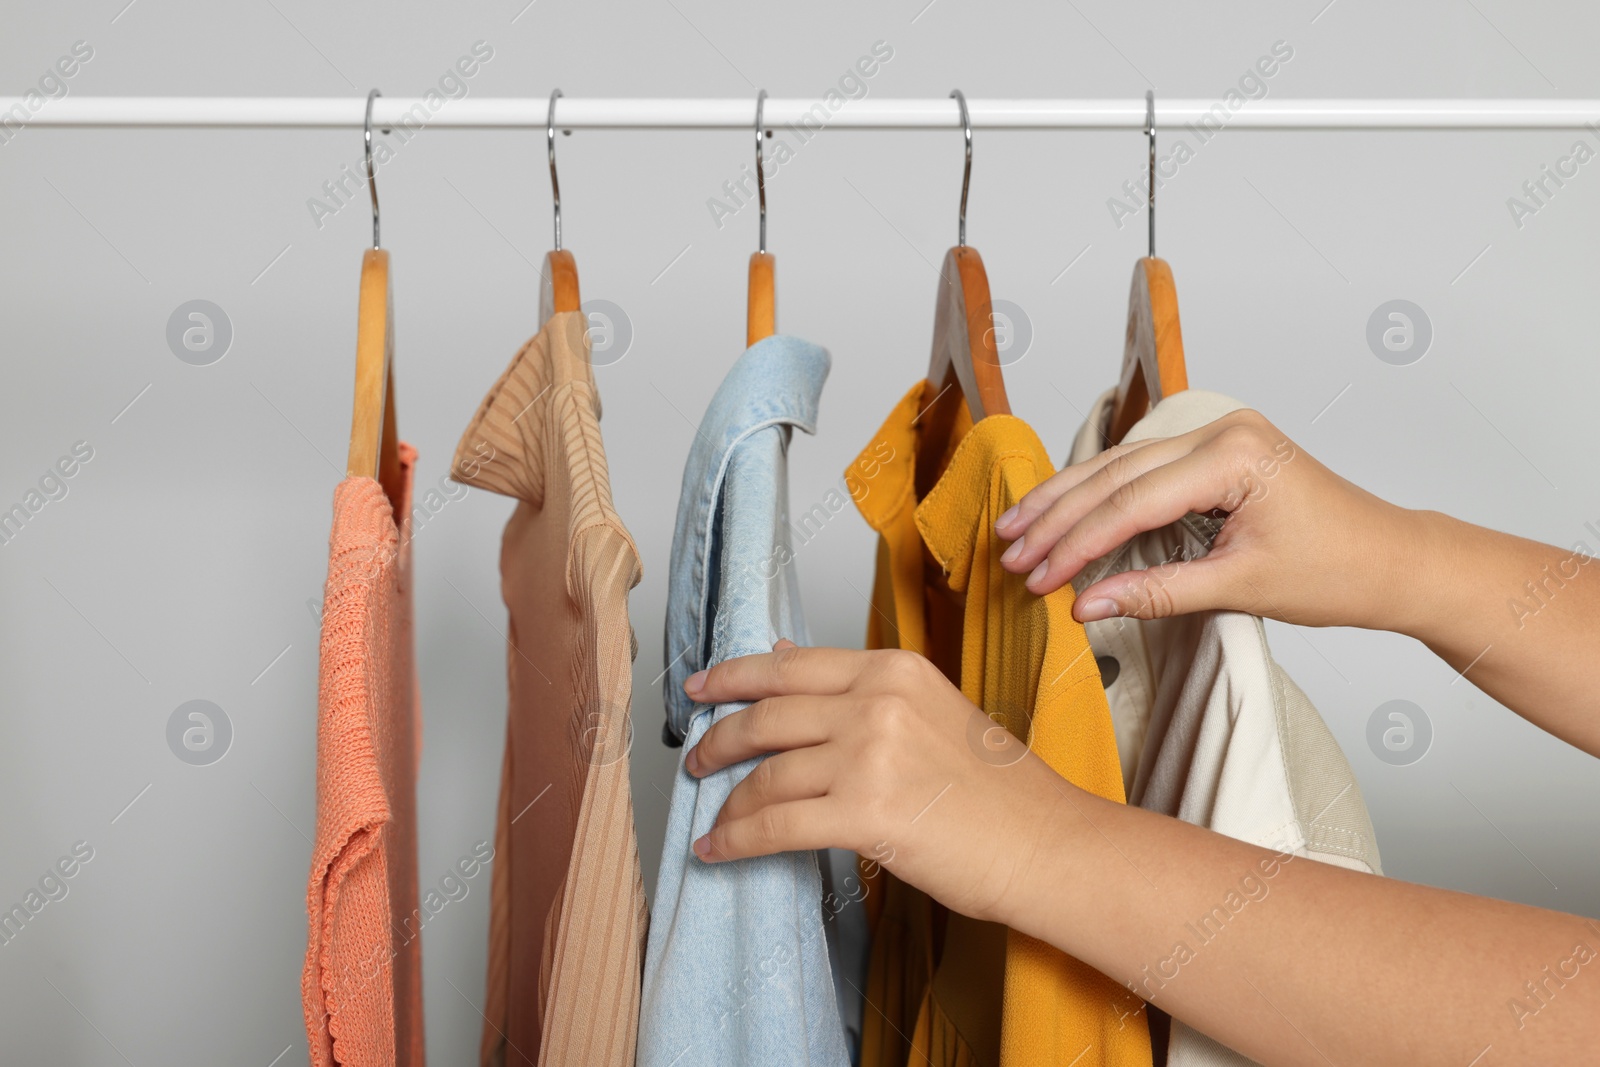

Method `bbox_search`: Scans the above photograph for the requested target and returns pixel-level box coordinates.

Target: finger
[1000,434,1197,573]
[1025,450,1226,595]
[716,745,838,824]
[687,695,841,776]
[693,798,844,863]
[994,437,1168,539]
[686,644,873,704]
[1074,555,1236,621]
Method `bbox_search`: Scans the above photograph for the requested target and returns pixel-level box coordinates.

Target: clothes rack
[9,97,1600,130]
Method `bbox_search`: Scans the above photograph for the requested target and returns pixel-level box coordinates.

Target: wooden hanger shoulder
[541,249,582,322]
[1108,256,1187,444]
[927,245,1009,421]
[347,247,399,491]
[747,251,775,346]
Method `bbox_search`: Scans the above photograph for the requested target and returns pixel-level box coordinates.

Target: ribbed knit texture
[849,383,1152,1067]
[453,311,647,1067]
[303,444,426,1067]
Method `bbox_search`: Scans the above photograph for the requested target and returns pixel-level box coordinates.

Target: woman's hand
[684,641,1070,926]
[994,408,1423,631]
[679,646,1600,1067]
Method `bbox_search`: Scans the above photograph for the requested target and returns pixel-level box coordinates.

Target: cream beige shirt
[453,311,646,1067]
[1069,388,1382,1067]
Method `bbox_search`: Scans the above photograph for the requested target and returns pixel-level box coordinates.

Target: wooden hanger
[540,90,583,323]
[924,91,1008,422]
[1108,93,1188,444]
[348,247,399,484]
[747,90,776,346]
[747,251,775,346]
[926,246,1008,420]
[541,249,581,321]
[1107,257,1187,443]
[347,90,401,495]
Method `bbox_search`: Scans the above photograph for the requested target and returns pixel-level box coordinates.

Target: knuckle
[864,647,900,672]
[1211,419,1280,492]
[756,804,787,845]
[1221,407,1270,431]
[698,661,724,697]
[746,755,775,800]
[1014,481,1046,516]
[873,648,928,690]
[1099,449,1147,491]
[1105,476,1143,515]
[1052,533,1090,571]
[1020,466,1073,510]
[695,721,722,762]
[1145,585,1176,619]
[1133,569,1177,619]
[1214,418,1269,458]
[1033,492,1077,538]
[1049,508,1115,577]
[741,699,772,743]
[869,692,915,736]
[771,642,805,679]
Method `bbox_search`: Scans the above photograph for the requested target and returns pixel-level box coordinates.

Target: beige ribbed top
[452,311,646,1067]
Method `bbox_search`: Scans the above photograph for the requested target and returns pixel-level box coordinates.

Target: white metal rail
[5,98,1600,130]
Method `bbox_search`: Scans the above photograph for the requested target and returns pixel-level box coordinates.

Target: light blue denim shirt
[640,335,851,1067]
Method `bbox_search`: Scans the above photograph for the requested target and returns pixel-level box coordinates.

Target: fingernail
[1078,598,1118,621]
[996,505,1018,530]
[999,540,1022,565]
[692,834,712,859]
[685,669,707,694]
[1027,561,1049,588]
[685,746,701,775]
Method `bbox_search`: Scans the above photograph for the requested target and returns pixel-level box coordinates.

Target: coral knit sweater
[303,444,426,1067]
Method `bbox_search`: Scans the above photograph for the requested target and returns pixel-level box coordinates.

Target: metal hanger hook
[754,89,768,254]
[1145,89,1156,259]
[364,89,381,249]
[951,89,972,247]
[548,89,564,251]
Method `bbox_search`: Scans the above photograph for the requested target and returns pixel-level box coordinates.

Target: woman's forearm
[1004,781,1599,1067]
[1385,508,1600,754]
[686,645,1600,1065]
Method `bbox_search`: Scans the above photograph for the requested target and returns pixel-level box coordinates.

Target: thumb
[772,638,799,651]
[1073,556,1235,622]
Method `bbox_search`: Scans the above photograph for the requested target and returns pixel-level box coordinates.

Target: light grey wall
[2,1,1598,1063]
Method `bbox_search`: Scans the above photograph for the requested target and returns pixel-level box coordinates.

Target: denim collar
[663,334,830,742]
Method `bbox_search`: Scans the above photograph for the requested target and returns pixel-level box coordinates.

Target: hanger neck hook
[754,89,768,255]
[364,89,381,249]
[548,89,564,252]
[1145,90,1156,259]
[951,90,972,247]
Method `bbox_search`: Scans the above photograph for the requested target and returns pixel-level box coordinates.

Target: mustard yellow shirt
[848,380,1151,1067]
